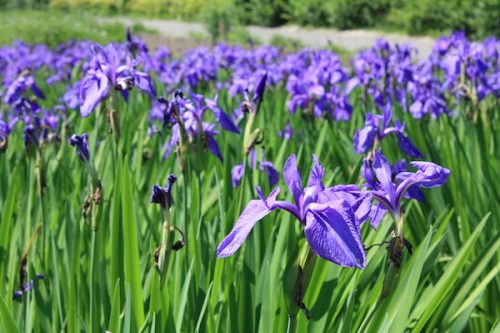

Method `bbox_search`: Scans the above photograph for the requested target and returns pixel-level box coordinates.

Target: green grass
[0,42,499,332]
[0,9,126,46]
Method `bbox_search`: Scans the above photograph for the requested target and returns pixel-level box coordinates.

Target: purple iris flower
[151,174,177,209]
[218,154,368,269]
[353,104,423,158]
[79,44,156,117]
[363,150,450,229]
[69,133,90,162]
[159,92,239,161]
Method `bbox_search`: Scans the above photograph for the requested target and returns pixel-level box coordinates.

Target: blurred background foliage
[0,0,499,38]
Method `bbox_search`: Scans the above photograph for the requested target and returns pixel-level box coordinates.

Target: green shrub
[385,0,500,38]
[286,0,336,27]
[332,0,393,29]
[0,10,125,46]
[202,0,236,43]
[234,0,289,27]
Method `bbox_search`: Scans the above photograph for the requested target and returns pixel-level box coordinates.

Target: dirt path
[99,16,436,57]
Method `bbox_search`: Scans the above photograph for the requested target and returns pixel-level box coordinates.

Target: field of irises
[0,30,499,332]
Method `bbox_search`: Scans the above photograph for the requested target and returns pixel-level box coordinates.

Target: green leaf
[0,295,20,333]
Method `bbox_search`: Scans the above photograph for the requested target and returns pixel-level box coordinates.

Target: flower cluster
[218,152,450,269]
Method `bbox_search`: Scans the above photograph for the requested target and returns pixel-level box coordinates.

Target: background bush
[1,0,498,38]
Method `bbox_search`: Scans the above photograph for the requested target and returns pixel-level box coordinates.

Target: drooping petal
[213,107,240,133]
[216,199,275,257]
[396,132,423,158]
[206,134,223,161]
[409,162,450,188]
[283,154,303,206]
[80,72,110,117]
[304,201,366,269]
[395,162,450,204]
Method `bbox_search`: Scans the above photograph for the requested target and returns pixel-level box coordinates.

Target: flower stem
[158,206,173,288]
[381,212,404,298]
[35,149,47,264]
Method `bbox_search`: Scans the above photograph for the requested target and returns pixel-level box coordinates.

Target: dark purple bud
[252,72,267,112]
[151,174,177,209]
[69,133,90,162]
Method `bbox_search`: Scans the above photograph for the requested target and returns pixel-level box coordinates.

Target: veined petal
[307,155,325,188]
[304,201,366,269]
[372,150,394,193]
[283,154,303,206]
